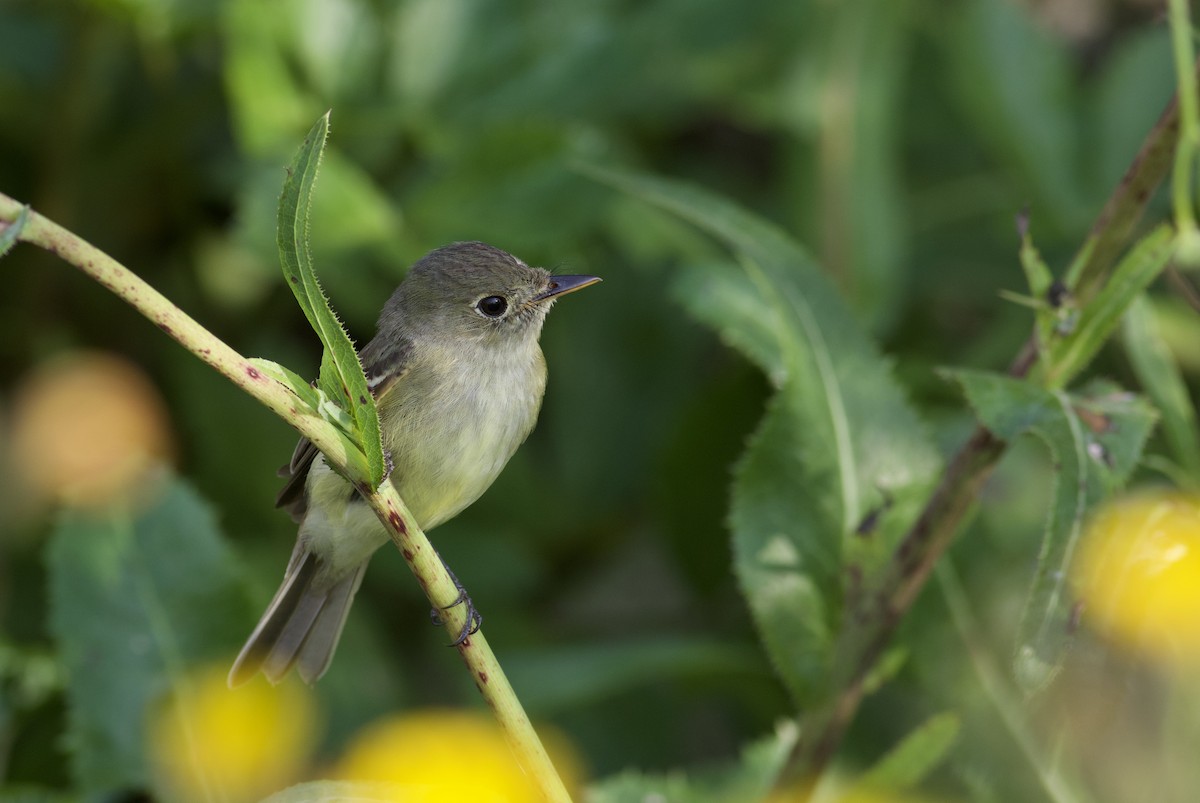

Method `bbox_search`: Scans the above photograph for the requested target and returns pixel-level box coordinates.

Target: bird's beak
[534,275,602,302]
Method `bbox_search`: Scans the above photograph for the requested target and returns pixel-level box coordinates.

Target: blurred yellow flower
[149,662,318,803]
[1074,489,1200,667]
[333,708,583,803]
[7,351,174,509]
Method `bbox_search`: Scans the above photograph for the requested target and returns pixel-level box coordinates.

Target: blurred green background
[1,0,1196,800]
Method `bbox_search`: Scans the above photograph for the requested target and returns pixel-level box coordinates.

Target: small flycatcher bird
[229,242,599,686]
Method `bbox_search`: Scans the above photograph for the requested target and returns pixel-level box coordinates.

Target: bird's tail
[228,543,366,687]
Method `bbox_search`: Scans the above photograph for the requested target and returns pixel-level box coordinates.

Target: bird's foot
[429,558,482,645]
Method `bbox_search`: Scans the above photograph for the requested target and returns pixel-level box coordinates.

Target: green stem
[0,193,357,470]
[0,192,573,803]
[1168,0,1200,238]
[363,483,573,802]
[1067,65,1191,298]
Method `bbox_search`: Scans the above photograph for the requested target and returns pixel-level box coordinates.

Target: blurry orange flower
[1074,489,1200,668]
[149,662,318,803]
[8,351,173,508]
[333,708,583,803]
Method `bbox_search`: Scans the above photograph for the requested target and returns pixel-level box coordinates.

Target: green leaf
[587,165,942,707]
[222,0,316,156]
[948,0,1088,232]
[1016,221,1076,363]
[506,637,761,714]
[783,0,912,329]
[46,475,249,796]
[1123,295,1200,478]
[0,203,28,258]
[589,725,796,803]
[247,357,321,410]
[1044,225,1175,388]
[1018,220,1054,300]
[245,357,370,480]
[277,112,385,485]
[309,150,405,256]
[949,370,1156,692]
[859,711,961,790]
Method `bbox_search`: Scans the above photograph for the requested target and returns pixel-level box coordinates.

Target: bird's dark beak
[534,275,602,302]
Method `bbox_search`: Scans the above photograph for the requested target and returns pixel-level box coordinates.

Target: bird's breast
[379,344,547,530]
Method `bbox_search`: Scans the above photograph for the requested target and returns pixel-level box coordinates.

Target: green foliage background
[1,0,1197,801]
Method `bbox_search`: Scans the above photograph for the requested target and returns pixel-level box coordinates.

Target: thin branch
[1068,84,1183,301]
[362,483,570,802]
[0,192,574,803]
[1167,0,1200,241]
[0,192,357,470]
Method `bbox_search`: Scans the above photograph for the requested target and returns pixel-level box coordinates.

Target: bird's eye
[476,295,508,318]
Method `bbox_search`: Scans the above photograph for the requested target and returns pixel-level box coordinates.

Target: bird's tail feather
[228,545,367,687]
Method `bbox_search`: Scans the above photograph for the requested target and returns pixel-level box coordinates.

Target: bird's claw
[429,556,482,645]
[430,592,483,645]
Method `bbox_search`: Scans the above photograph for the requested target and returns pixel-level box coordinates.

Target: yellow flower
[1074,489,1200,667]
[149,662,318,802]
[333,708,583,803]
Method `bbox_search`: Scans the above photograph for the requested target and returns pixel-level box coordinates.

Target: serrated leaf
[46,476,248,796]
[277,112,385,485]
[316,345,345,415]
[1044,225,1174,388]
[1017,223,1078,363]
[670,264,786,386]
[1123,295,1200,477]
[949,370,1156,692]
[1019,222,1054,300]
[0,203,29,258]
[859,711,961,790]
[587,165,942,707]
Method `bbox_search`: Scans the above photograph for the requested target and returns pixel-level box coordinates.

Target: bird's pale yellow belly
[299,344,546,583]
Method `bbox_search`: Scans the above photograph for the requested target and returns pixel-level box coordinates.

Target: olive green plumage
[230,242,599,686]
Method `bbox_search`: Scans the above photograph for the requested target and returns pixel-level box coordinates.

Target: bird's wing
[274,337,413,521]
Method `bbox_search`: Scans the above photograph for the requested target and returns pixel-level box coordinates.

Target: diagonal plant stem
[0,192,574,803]
[1167,0,1200,242]
[778,59,1197,788]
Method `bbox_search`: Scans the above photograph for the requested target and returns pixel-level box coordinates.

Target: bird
[229,242,599,686]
